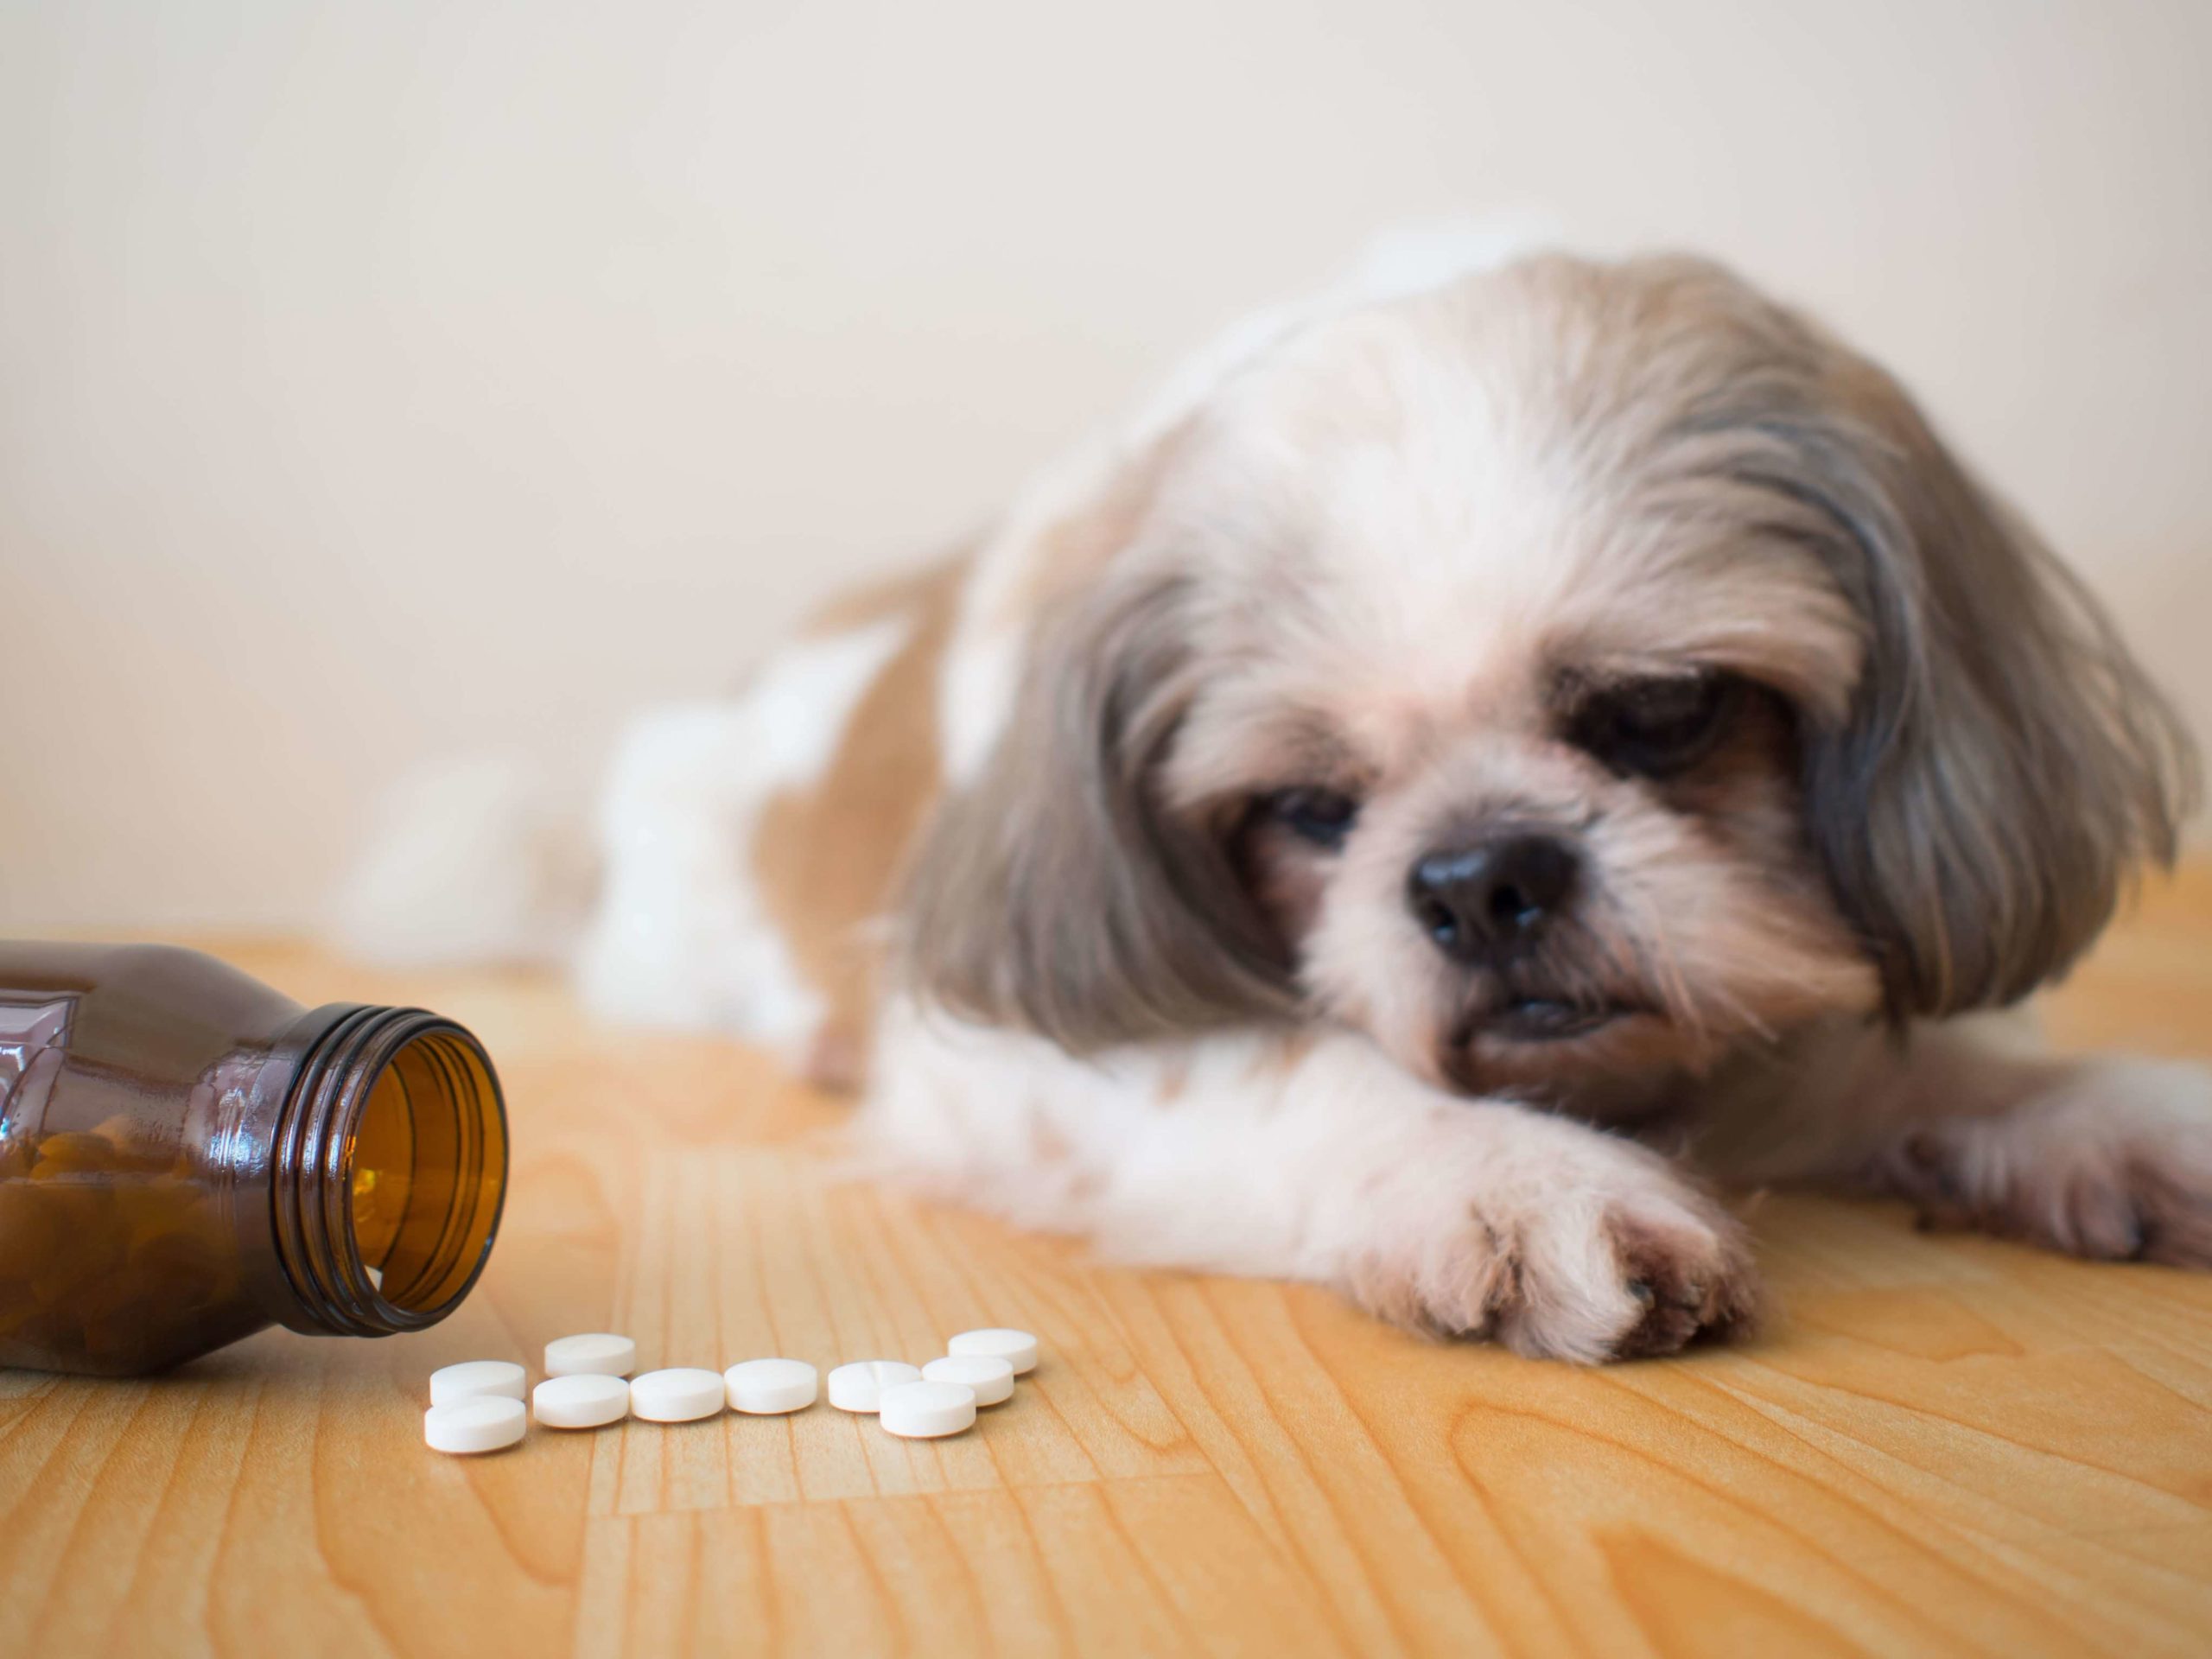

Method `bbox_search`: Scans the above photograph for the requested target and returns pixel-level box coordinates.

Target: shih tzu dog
[578,246,2208,1361]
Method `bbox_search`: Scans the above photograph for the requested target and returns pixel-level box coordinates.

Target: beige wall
[3,0,2208,931]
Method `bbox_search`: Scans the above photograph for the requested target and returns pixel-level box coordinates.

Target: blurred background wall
[3,0,2208,931]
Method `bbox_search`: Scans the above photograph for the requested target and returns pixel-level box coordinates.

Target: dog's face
[1152,281,1885,1096]
[906,254,2191,1103]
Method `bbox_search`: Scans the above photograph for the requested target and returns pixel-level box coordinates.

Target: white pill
[424,1396,527,1454]
[826,1360,922,1413]
[725,1357,818,1414]
[878,1380,978,1439]
[543,1332,637,1377]
[628,1368,727,1422]
[532,1373,631,1429]
[429,1360,526,1407]
[946,1328,1039,1375]
[922,1354,1015,1406]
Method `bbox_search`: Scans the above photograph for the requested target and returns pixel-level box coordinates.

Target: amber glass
[0,942,507,1375]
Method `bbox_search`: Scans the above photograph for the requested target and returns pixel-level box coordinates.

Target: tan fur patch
[753,555,964,1088]
[800,554,965,639]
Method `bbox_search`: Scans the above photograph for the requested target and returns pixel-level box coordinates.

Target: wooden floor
[7,872,2212,1658]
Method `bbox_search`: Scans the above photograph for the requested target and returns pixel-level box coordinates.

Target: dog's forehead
[1192,306,1635,702]
[1179,287,1866,733]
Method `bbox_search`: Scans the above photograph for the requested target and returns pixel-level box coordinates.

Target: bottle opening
[347,1028,505,1317]
[272,1007,507,1337]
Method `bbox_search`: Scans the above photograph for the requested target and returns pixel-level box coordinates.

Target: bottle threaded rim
[269,1005,508,1337]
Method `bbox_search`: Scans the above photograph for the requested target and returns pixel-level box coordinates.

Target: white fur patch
[575,617,909,1048]
[330,752,582,965]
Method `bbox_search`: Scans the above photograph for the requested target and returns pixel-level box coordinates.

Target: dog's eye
[1266,786,1361,849]
[1570,673,1740,778]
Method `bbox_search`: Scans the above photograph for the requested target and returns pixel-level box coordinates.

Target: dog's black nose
[1408,834,1580,964]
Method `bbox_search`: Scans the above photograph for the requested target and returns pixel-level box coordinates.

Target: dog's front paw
[1880,1060,2212,1267]
[1347,1132,1760,1363]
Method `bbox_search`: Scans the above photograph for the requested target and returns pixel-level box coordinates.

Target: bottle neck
[261,1003,508,1338]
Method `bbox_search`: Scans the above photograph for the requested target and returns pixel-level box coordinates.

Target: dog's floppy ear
[900,557,1297,1052]
[1785,357,2199,1017]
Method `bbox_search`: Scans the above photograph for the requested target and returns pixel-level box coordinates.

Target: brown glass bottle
[0,942,507,1376]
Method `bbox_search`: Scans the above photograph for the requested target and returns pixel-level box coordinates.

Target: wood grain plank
[4,867,2211,1656]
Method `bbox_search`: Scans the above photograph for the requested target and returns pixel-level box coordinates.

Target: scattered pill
[826,1360,922,1413]
[946,1328,1038,1376]
[628,1367,727,1422]
[725,1357,818,1414]
[878,1380,978,1439]
[424,1320,1036,1457]
[543,1333,637,1377]
[424,1396,527,1454]
[532,1373,631,1429]
[429,1360,527,1407]
[922,1353,1015,1406]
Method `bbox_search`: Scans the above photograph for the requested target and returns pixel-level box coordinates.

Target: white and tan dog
[571,247,2207,1362]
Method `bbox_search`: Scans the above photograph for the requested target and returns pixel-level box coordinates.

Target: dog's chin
[1435,988,1688,1110]
[1481,995,1641,1044]
[1448,983,1653,1049]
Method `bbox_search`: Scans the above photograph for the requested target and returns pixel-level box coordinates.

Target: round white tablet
[878,1380,978,1439]
[628,1368,727,1422]
[725,1357,818,1414]
[543,1333,637,1377]
[532,1373,631,1429]
[922,1353,1015,1406]
[424,1396,527,1454]
[826,1360,922,1413]
[945,1328,1039,1376]
[429,1359,527,1407]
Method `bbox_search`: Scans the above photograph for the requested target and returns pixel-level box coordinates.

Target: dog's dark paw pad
[1606,1211,1759,1359]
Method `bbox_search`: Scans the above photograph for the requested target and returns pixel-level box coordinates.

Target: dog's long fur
[580,248,2209,1361]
